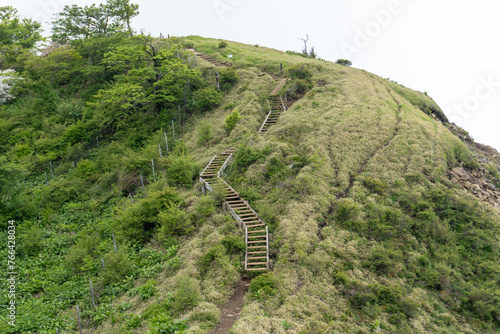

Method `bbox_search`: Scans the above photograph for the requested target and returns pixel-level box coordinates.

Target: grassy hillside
[1,32,499,334]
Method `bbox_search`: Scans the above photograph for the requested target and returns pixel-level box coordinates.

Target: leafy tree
[0,7,43,49]
[336,59,352,66]
[0,6,43,69]
[90,36,199,132]
[51,0,139,43]
[24,45,82,85]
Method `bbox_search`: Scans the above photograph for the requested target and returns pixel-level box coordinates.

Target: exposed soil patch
[211,278,250,334]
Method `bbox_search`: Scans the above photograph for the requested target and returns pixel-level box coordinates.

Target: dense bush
[224,109,242,135]
[336,59,352,66]
[172,276,200,313]
[249,273,279,300]
[167,154,197,187]
[194,87,222,112]
[112,187,183,242]
[157,203,193,238]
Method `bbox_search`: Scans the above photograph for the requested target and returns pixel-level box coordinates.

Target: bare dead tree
[298,34,309,55]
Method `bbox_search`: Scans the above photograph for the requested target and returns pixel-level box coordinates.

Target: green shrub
[65,234,100,273]
[196,122,212,147]
[249,273,279,300]
[195,195,216,218]
[126,314,142,329]
[63,120,86,145]
[218,40,228,48]
[334,271,349,285]
[287,64,312,80]
[112,187,182,243]
[148,314,187,334]
[224,109,242,135]
[336,59,352,66]
[221,235,245,254]
[130,279,157,300]
[74,159,97,176]
[102,247,132,284]
[198,245,225,274]
[195,87,222,112]
[231,146,270,173]
[19,224,43,256]
[362,177,388,195]
[220,68,239,87]
[172,276,200,314]
[167,154,197,187]
[141,302,168,320]
[335,199,360,223]
[157,203,193,238]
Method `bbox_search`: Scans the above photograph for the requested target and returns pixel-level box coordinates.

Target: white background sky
[10,0,500,151]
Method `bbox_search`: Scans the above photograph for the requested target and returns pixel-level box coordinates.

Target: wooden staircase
[186,48,232,67]
[259,79,287,135]
[200,148,269,271]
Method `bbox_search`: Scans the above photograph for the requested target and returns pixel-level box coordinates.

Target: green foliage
[231,146,270,173]
[221,235,245,254]
[19,224,43,256]
[194,86,222,112]
[224,109,242,134]
[51,0,139,43]
[196,122,212,147]
[198,245,225,274]
[102,247,132,284]
[287,64,312,80]
[130,279,157,300]
[74,159,97,176]
[218,40,228,49]
[362,177,388,195]
[112,187,182,243]
[336,59,352,66]
[195,195,216,218]
[157,203,193,238]
[65,234,100,273]
[166,153,197,187]
[148,314,187,334]
[126,314,142,329]
[249,273,279,300]
[172,276,200,314]
[220,67,239,90]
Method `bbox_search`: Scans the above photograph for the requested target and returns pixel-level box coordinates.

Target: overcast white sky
[11,0,500,151]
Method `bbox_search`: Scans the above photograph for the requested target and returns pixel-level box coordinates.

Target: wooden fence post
[172,120,175,142]
[151,159,156,182]
[164,132,169,152]
[76,305,82,334]
[112,233,117,252]
[89,279,96,308]
[140,174,145,190]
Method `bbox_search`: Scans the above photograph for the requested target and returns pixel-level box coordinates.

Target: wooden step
[247,251,267,254]
[247,240,266,244]
[247,230,266,234]
[247,256,267,260]
[247,262,267,266]
[246,267,268,271]
[247,245,267,249]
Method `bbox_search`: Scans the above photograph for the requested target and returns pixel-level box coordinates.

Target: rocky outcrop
[449,165,500,210]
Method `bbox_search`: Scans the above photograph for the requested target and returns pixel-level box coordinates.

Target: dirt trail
[339,88,402,199]
[211,278,250,334]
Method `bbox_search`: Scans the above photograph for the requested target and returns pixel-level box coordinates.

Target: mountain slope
[0,34,499,334]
